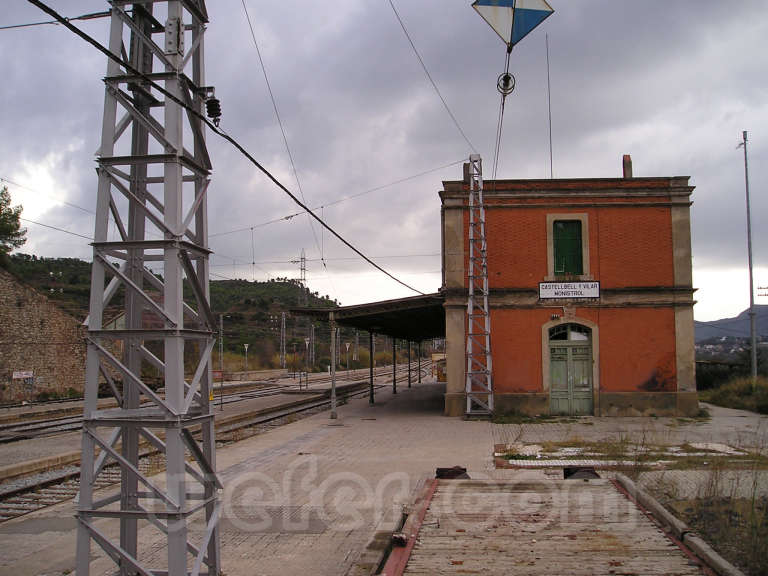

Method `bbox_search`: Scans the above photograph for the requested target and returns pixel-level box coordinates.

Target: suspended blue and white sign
[472,0,554,49]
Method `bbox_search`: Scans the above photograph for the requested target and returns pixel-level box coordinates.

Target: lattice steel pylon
[76,2,220,575]
[465,154,494,415]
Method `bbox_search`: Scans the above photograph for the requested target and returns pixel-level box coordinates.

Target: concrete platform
[0,381,764,575]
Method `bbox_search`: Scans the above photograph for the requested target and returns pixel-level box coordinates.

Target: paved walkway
[0,381,765,575]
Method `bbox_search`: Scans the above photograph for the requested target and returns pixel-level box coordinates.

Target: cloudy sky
[1,0,766,321]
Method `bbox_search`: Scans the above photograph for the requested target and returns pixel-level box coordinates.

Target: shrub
[700,376,768,414]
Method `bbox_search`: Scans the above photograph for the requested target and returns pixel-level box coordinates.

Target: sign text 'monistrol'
[539,282,600,299]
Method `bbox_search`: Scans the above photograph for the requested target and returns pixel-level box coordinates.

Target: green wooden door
[549,325,593,415]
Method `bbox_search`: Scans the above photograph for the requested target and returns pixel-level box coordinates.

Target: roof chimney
[622,154,633,178]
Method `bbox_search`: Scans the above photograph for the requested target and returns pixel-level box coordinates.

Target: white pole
[330,312,337,419]
[740,131,758,383]
[219,314,224,411]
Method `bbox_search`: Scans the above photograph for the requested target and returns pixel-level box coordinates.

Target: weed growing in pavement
[499,452,538,460]
[672,406,711,426]
[491,412,563,424]
[646,424,768,576]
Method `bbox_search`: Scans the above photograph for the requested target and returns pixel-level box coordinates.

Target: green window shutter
[553,220,583,275]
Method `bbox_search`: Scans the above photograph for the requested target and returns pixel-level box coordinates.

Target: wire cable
[239,0,325,269]
[212,252,440,266]
[1,176,96,216]
[387,0,476,154]
[27,0,425,296]
[491,49,512,184]
[0,10,109,31]
[208,158,463,238]
[20,217,93,241]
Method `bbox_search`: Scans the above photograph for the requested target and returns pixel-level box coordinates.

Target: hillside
[3,253,348,368]
[3,253,92,319]
[694,305,768,342]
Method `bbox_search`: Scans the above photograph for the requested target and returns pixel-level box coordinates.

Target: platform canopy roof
[293,293,445,342]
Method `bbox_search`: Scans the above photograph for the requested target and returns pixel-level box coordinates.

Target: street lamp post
[304,337,310,389]
[243,343,249,372]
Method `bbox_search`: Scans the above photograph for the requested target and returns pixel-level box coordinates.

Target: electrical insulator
[206,97,221,127]
[497,72,515,96]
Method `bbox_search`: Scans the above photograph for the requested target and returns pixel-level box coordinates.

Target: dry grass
[700,376,768,414]
[646,427,768,576]
[667,493,767,575]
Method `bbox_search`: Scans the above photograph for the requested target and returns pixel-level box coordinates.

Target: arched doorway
[549,324,593,415]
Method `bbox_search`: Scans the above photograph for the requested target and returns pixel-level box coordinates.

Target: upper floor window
[553,220,583,275]
[546,213,591,280]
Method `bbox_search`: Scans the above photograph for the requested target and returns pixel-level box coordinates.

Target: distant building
[0,266,86,404]
[440,156,697,416]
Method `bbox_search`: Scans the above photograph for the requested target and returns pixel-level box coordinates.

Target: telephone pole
[77,3,220,575]
[739,131,758,382]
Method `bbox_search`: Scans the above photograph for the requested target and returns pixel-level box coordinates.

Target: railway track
[0,365,430,523]
[0,362,428,443]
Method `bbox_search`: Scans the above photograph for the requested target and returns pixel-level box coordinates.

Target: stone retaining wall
[0,267,86,404]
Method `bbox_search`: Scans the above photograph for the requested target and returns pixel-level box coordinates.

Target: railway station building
[441,156,698,417]
[299,156,697,418]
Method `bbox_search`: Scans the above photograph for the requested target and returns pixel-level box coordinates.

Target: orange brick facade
[441,163,698,416]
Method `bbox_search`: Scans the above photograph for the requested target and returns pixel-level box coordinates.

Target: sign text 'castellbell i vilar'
[539,282,600,299]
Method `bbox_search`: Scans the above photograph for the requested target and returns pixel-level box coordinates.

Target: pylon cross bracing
[77,3,220,575]
[465,154,494,414]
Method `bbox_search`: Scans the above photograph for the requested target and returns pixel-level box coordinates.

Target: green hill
[3,253,352,370]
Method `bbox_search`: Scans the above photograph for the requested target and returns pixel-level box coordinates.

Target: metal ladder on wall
[465,154,494,415]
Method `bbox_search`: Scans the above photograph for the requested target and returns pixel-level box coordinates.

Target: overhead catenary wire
[0,9,110,31]
[20,217,93,241]
[208,158,463,238]
[239,0,325,271]
[1,176,96,216]
[387,0,476,154]
[211,252,440,267]
[27,0,425,296]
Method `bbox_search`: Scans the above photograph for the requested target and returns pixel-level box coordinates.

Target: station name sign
[539,281,600,299]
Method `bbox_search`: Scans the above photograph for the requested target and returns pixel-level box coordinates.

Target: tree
[0,185,26,264]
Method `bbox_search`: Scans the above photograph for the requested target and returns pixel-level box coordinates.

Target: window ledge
[544,275,595,282]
